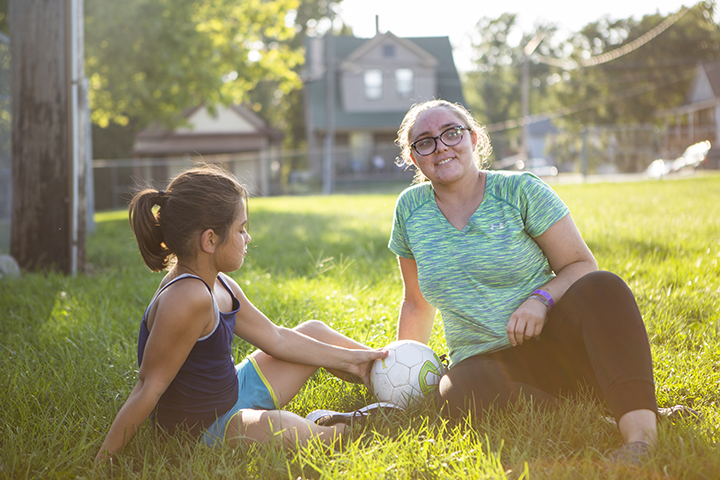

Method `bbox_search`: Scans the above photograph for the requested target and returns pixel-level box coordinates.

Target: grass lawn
[1,173,719,479]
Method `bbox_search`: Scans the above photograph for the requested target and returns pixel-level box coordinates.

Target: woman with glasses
[389,99,661,462]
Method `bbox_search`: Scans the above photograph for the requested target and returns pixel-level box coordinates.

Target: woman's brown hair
[128,164,248,272]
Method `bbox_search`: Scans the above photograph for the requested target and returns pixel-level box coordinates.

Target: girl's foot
[306,402,404,426]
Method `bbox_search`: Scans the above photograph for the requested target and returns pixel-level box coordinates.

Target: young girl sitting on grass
[96,164,388,461]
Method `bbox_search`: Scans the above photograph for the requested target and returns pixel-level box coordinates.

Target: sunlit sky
[334,0,693,72]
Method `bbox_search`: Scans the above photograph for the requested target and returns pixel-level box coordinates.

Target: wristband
[529,294,550,310]
[531,289,554,309]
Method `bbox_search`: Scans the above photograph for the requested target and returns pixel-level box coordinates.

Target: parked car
[523,158,558,177]
[646,140,711,179]
[492,155,558,177]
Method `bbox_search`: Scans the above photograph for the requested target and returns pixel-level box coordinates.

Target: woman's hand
[506,297,548,346]
[505,214,599,347]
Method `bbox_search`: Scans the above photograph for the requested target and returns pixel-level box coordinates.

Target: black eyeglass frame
[410,126,471,156]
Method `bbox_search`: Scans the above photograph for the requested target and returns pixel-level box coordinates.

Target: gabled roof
[528,118,558,136]
[656,62,720,117]
[305,32,464,132]
[340,32,439,70]
[133,104,282,157]
[702,62,720,98]
[686,62,720,104]
[136,104,276,139]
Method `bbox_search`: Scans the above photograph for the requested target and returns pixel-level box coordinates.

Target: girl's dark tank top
[137,273,240,434]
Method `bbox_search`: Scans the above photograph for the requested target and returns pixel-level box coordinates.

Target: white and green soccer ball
[370,340,444,409]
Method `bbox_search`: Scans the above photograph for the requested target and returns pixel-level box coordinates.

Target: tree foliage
[85,0,345,159]
[465,2,720,132]
[554,1,720,127]
[0,0,7,35]
[84,0,303,130]
[246,0,347,149]
[463,14,561,159]
[463,14,523,127]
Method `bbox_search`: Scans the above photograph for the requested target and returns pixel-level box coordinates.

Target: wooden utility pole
[10,0,87,274]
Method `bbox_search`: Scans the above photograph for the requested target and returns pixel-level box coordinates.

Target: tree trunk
[10,0,86,274]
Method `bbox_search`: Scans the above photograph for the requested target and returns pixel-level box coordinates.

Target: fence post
[581,127,588,179]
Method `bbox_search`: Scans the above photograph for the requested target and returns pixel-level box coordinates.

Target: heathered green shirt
[389,171,570,365]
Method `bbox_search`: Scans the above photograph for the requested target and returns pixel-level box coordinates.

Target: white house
[657,62,720,168]
[132,104,283,195]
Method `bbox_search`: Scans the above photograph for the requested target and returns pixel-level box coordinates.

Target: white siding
[177,106,256,134]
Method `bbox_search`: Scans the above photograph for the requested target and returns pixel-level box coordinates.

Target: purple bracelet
[532,289,554,308]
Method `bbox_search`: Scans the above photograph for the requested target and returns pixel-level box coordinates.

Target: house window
[383,44,395,58]
[395,68,414,98]
[364,69,383,100]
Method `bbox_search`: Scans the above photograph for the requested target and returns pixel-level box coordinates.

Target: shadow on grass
[86,214,145,273]
[0,212,157,344]
[87,204,396,279]
[0,274,64,341]
[243,209,395,278]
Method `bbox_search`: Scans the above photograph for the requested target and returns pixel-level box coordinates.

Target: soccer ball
[370,340,444,409]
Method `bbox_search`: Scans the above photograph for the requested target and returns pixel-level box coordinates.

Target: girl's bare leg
[226,320,370,447]
[225,409,345,448]
[250,320,372,406]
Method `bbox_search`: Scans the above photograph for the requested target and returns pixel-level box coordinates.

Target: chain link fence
[91,141,414,211]
[489,124,664,176]
[82,122,710,213]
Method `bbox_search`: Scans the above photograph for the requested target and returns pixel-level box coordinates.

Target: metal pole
[581,127,588,179]
[521,33,543,162]
[521,56,529,161]
[322,12,336,195]
[66,0,80,276]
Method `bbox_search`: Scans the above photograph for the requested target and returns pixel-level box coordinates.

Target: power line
[485,5,698,133]
[535,6,691,70]
[485,68,695,133]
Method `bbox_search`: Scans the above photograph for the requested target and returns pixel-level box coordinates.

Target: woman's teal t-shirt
[389,171,570,365]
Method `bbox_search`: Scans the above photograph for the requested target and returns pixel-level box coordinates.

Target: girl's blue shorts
[200,356,279,446]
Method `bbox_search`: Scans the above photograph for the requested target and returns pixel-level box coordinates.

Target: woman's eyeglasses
[411,126,470,156]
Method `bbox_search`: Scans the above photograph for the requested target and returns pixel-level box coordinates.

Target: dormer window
[364,69,383,100]
[395,68,414,98]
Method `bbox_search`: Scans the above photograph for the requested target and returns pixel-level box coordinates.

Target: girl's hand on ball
[348,348,388,387]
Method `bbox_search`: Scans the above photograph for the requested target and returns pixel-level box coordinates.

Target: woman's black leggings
[436,271,658,422]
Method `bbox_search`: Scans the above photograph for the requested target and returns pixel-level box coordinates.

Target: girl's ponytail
[129,189,172,272]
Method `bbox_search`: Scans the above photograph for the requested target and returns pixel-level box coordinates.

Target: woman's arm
[506,214,598,346]
[96,283,214,461]
[396,256,437,345]
[225,277,386,385]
